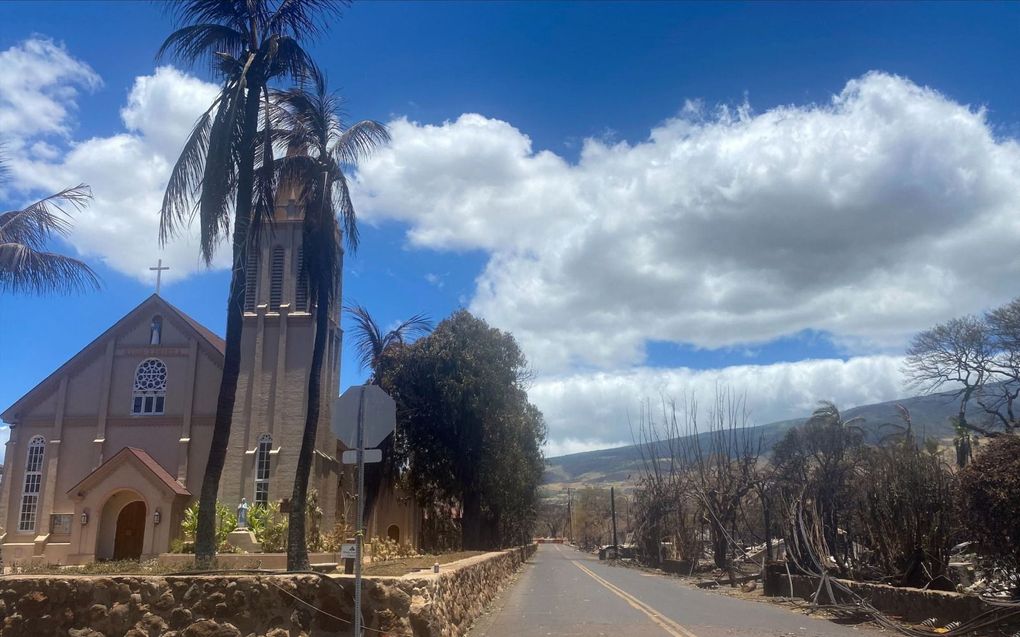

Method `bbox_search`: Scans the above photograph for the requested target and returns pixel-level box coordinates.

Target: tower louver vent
[244,249,258,312]
[296,246,308,312]
[269,246,285,311]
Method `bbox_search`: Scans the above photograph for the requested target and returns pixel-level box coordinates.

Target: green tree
[378,310,546,549]
[269,77,389,570]
[0,148,99,295]
[347,304,432,381]
[156,0,345,566]
[344,303,431,533]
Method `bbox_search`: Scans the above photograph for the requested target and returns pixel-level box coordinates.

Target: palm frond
[331,168,358,252]
[389,313,434,343]
[195,78,245,263]
[156,23,246,68]
[0,243,99,295]
[0,185,92,249]
[0,184,98,295]
[266,35,321,87]
[332,119,391,166]
[159,99,217,245]
[268,0,348,40]
[345,303,385,372]
[249,87,278,251]
[164,1,257,35]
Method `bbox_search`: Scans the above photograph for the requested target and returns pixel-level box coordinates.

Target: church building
[0,192,417,564]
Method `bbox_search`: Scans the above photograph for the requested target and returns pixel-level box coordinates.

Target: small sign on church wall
[50,514,73,535]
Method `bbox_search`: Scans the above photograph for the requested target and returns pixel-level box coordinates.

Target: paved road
[469,544,888,637]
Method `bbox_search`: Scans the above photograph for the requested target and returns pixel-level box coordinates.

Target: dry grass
[362,551,485,576]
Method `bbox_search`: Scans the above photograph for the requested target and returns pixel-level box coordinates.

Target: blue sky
[3,1,1020,457]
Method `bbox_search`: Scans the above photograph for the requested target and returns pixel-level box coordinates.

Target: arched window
[132,358,167,415]
[149,315,163,345]
[295,246,308,312]
[254,434,272,506]
[244,248,259,312]
[18,436,45,532]
[268,246,285,311]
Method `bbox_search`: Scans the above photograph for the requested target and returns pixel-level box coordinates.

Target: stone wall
[763,562,992,624]
[0,544,536,637]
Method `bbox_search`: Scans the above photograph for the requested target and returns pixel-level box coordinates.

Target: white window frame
[132,358,167,416]
[254,434,272,506]
[18,436,45,532]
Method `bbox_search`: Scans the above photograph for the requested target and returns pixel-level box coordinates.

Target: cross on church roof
[149,259,170,295]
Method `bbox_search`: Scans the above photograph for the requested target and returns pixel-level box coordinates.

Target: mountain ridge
[542,389,963,491]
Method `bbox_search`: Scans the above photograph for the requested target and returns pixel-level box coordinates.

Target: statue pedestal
[226,529,260,553]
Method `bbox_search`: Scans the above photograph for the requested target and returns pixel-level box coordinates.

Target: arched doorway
[113,500,146,560]
[387,524,400,543]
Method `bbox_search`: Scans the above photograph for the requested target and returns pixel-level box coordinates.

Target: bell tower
[219,174,343,523]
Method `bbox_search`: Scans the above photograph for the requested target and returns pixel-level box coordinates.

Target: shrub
[177,501,237,552]
[320,523,351,552]
[959,434,1020,595]
[248,502,288,552]
[369,537,419,561]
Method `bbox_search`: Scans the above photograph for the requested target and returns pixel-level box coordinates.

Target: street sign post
[342,448,382,464]
[333,384,396,637]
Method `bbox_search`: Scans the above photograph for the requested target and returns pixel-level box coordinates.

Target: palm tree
[0,148,99,295]
[156,0,345,566]
[347,304,433,383]
[270,77,390,570]
[345,303,432,539]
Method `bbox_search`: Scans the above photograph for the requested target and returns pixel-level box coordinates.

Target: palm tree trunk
[288,285,330,570]
[195,84,262,567]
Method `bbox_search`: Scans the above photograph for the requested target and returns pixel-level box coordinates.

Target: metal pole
[610,486,618,555]
[354,386,366,637]
[567,488,572,543]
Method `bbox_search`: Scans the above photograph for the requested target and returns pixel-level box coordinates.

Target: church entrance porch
[111,498,146,560]
[63,447,190,564]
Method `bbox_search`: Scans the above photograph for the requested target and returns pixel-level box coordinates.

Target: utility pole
[566,488,573,543]
[610,486,619,555]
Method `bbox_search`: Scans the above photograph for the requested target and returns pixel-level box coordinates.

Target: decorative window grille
[295,246,308,312]
[18,436,45,532]
[244,249,259,312]
[132,358,167,415]
[254,434,272,506]
[150,315,163,345]
[269,246,285,311]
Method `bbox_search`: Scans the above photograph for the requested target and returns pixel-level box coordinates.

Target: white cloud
[530,355,907,452]
[354,73,1020,374]
[2,39,224,282]
[0,38,101,138]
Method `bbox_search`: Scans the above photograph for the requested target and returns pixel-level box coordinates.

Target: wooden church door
[113,501,146,560]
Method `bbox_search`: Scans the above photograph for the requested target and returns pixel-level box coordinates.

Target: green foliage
[177,501,237,552]
[959,434,1020,595]
[378,310,546,550]
[248,503,288,553]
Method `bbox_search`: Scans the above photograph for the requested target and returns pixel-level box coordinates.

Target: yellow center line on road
[571,559,699,637]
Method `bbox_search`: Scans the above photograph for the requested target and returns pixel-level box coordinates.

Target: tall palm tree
[271,77,390,570]
[345,303,432,537]
[156,0,345,566]
[0,148,99,295]
[347,304,433,383]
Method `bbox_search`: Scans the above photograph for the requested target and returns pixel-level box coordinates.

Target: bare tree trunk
[462,490,482,549]
[288,289,329,570]
[195,85,261,567]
